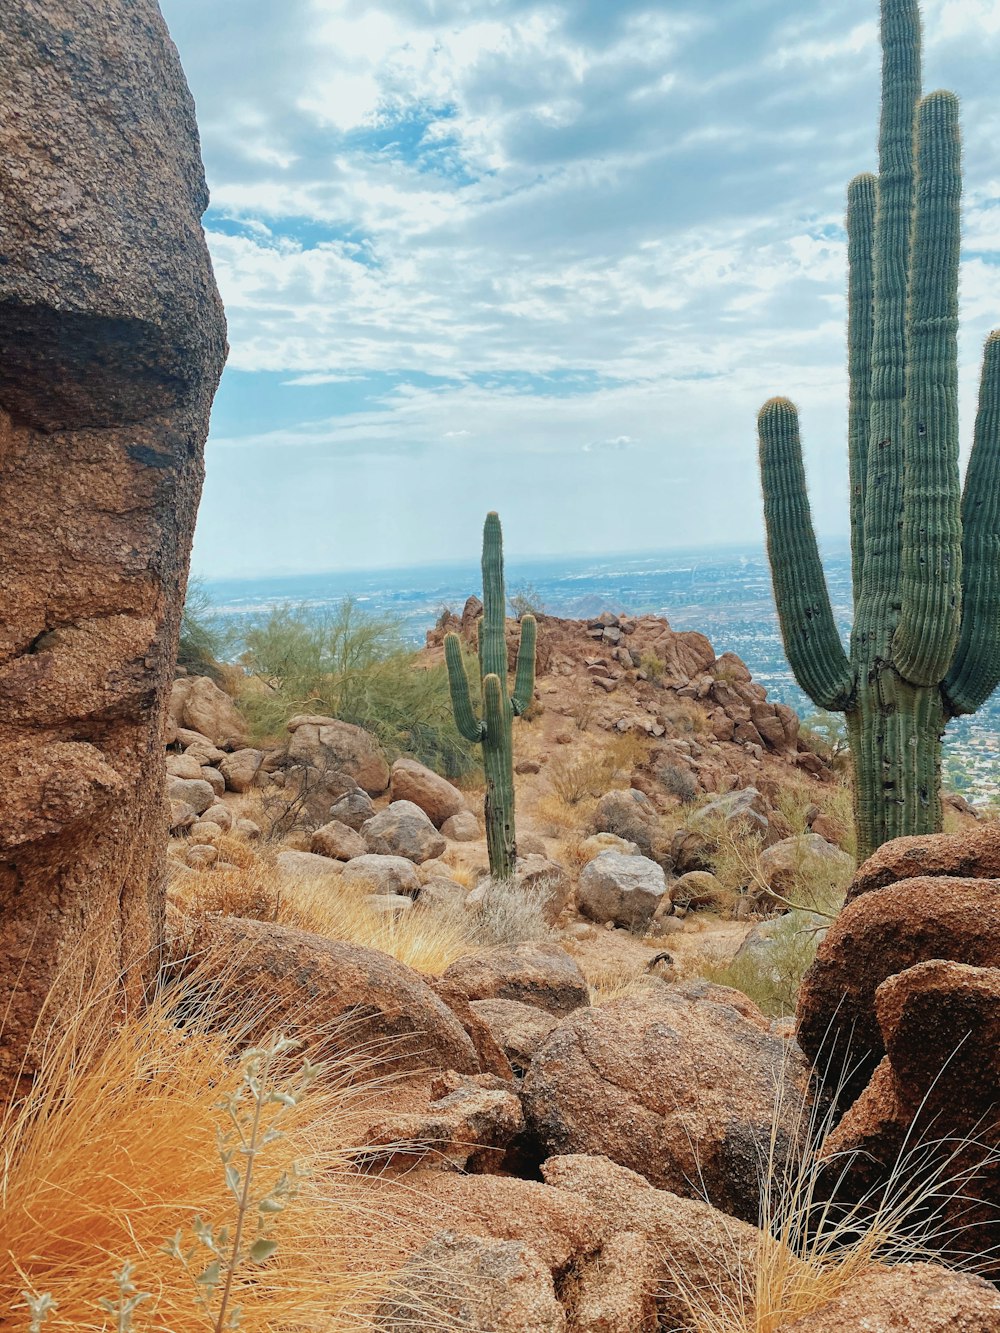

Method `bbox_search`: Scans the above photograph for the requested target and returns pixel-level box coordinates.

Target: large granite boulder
[0,0,226,1094]
[523,990,810,1223]
[389,757,467,828]
[286,715,389,796]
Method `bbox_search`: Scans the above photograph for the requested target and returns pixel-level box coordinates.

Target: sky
[157,0,1000,579]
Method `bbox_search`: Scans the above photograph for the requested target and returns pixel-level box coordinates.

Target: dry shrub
[688,916,823,1019]
[0,980,385,1330]
[547,733,648,805]
[279,878,473,975]
[466,880,554,948]
[534,790,598,836]
[674,1067,999,1330]
[660,696,710,736]
[582,960,664,1006]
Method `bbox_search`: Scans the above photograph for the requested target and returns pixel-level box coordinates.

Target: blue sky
[157,0,1000,578]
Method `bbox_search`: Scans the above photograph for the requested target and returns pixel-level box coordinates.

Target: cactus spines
[445,513,536,881]
[758,0,1000,860]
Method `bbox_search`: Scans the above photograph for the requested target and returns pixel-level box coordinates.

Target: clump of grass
[690,915,824,1019]
[582,959,665,1006]
[466,880,555,947]
[640,652,665,683]
[1,982,382,1331]
[660,696,711,735]
[546,733,649,806]
[674,1061,999,1330]
[535,790,599,836]
[658,761,699,805]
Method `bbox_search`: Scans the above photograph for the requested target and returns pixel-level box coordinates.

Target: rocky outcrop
[847,821,1000,903]
[0,1,226,1092]
[820,960,1000,1283]
[523,990,810,1223]
[169,677,247,749]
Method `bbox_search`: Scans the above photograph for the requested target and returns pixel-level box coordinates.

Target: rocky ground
[162,607,999,1330]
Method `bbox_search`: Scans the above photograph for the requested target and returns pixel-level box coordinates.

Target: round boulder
[219,747,263,793]
[328,788,376,830]
[577,851,669,931]
[286,715,390,796]
[167,912,479,1075]
[390,757,467,828]
[441,810,481,842]
[310,819,367,861]
[362,800,447,863]
[340,853,422,897]
[443,943,590,1017]
[523,990,810,1223]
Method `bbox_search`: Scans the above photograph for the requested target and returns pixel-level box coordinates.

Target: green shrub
[178,577,231,679]
[234,600,480,779]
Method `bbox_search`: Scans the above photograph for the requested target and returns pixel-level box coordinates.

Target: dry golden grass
[582,959,664,1006]
[0,983,385,1331]
[675,1073,996,1331]
[170,844,473,978]
[534,790,599,836]
[545,732,649,806]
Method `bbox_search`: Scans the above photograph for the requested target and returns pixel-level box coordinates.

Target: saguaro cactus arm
[847,172,876,605]
[511,614,537,715]
[861,0,921,596]
[758,398,856,711]
[944,331,1000,714]
[893,91,963,685]
[444,632,486,741]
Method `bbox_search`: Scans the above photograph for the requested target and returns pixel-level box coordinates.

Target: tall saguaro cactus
[445,513,537,881]
[759,0,1000,860]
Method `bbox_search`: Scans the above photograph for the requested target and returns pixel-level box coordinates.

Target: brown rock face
[796,876,1000,1105]
[0,2,226,1092]
[847,822,1000,904]
[166,912,480,1077]
[781,1262,1000,1331]
[821,961,1000,1281]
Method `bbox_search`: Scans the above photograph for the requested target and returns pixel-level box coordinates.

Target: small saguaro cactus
[758,0,1000,861]
[445,512,536,881]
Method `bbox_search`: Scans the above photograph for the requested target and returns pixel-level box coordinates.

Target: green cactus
[758,0,1000,861]
[445,512,536,881]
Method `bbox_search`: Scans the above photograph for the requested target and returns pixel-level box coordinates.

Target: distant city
[202,541,1000,804]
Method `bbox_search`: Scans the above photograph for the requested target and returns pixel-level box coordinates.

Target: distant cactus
[445,513,536,880]
[758,0,1000,860]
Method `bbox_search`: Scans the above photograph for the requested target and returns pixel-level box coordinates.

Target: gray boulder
[577,851,669,930]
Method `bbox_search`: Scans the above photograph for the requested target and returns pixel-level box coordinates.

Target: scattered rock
[310,819,367,861]
[577,851,669,931]
[442,810,481,841]
[166,753,203,780]
[340,853,422,897]
[166,777,215,816]
[286,716,390,796]
[188,820,220,846]
[781,1262,1000,1331]
[359,1071,524,1173]
[362,800,448,863]
[443,943,590,1017]
[275,849,344,880]
[328,789,376,830]
[374,1231,567,1332]
[169,677,248,749]
[200,802,233,831]
[200,766,225,798]
[169,800,198,833]
[219,748,263,793]
[670,869,724,909]
[469,998,562,1075]
[185,844,218,870]
[390,757,467,827]
[417,878,469,913]
[758,833,853,902]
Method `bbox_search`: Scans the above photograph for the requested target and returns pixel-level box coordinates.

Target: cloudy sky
[158,0,1000,578]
